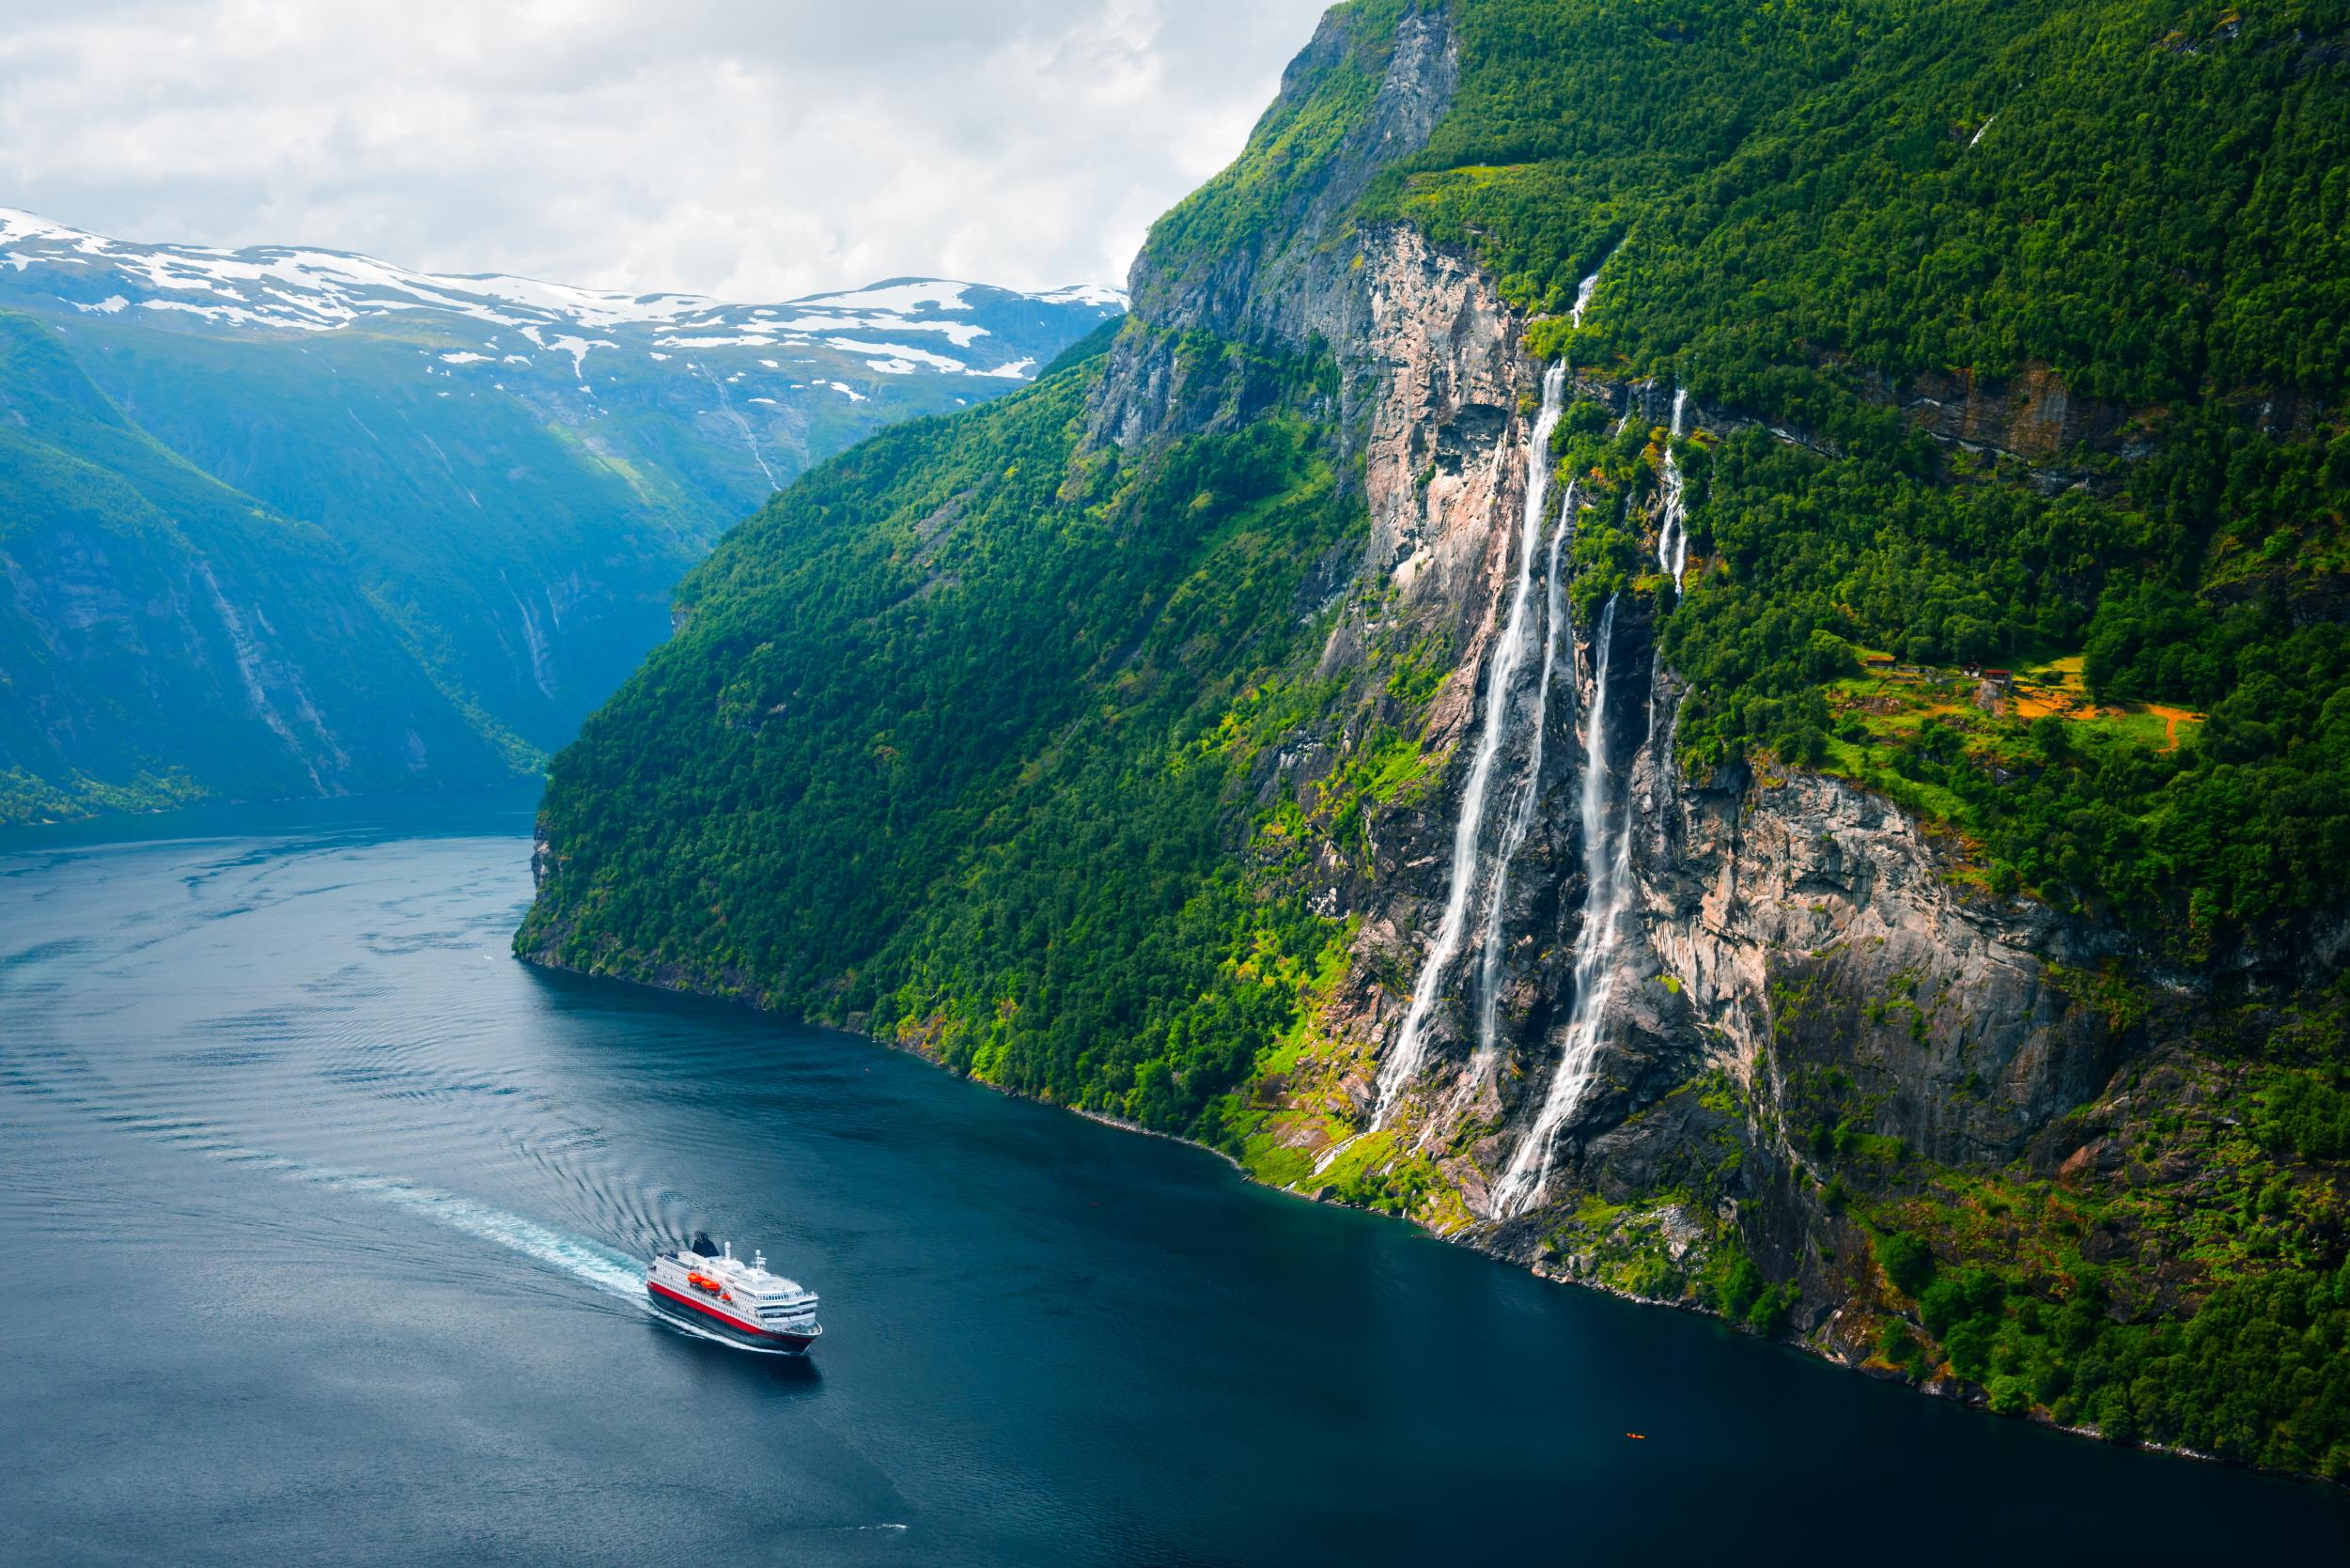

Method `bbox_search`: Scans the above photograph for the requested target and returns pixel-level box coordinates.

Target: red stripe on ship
[646,1277,795,1339]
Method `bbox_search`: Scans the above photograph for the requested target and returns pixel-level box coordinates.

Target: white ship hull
[646,1236,821,1355]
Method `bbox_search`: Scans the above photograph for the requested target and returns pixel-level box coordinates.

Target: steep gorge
[0,211,1119,826]
[524,0,2350,1481]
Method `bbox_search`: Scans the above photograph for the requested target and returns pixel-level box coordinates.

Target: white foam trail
[1455,482,1582,1123]
[1656,389,1689,591]
[0,1049,646,1302]
[1363,364,1568,1137]
[197,1152,646,1300]
[336,1176,645,1298]
[1491,593,1646,1218]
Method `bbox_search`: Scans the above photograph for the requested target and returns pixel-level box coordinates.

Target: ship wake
[0,1043,647,1305]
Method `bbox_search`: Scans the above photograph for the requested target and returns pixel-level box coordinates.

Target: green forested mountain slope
[68,318,718,759]
[523,323,1359,1119]
[1363,0,2350,949]
[1352,0,2350,398]
[1155,0,2350,951]
[526,1,2350,1476]
[0,210,1120,821]
[0,315,527,817]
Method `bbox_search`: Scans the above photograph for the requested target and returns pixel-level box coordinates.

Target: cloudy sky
[0,0,1332,302]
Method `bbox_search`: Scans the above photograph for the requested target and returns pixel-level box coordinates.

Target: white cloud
[0,0,1331,299]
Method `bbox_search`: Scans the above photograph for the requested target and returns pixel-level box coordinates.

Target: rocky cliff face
[1079,3,2162,1373]
[1240,339,2152,1366]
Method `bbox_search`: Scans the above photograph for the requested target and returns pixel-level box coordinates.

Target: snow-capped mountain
[0,207,1124,825]
[0,207,1121,387]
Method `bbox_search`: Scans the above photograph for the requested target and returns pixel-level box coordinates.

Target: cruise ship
[645,1233,822,1354]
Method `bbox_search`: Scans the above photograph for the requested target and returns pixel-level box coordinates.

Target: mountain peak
[0,207,1126,380]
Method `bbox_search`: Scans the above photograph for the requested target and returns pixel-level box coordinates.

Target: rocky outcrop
[1897,364,2128,461]
[1123,8,1458,340]
[1647,764,2125,1168]
[1094,7,1467,460]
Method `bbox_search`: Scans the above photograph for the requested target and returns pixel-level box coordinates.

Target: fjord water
[0,796,2335,1564]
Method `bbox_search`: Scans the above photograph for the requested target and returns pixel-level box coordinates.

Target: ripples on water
[0,790,2339,1564]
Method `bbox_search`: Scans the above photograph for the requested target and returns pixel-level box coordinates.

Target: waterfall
[1362,363,1569,1137]
[1570,267,1603,329]
[1490,593,1646,1219]
[1571,245,1620,329]
[1459,480,1581,1111]
[1655,388,1689,592]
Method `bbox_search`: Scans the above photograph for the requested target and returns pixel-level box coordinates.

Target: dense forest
[526,0,2350,1479]
[1344,0,2350,951]
[522,322,1358,1138]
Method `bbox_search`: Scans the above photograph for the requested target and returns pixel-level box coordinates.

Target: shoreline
[514,946,2341,1496]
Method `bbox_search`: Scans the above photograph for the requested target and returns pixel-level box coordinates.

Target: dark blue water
[0,792,2337,1564]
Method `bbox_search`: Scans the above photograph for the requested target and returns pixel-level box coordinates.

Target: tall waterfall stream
[1365,362,1570,1135]
[1656,388,1689,591]
[1460,474,1580,1125]
[1344,261,1673,1209]
[1492,590,1652,1219]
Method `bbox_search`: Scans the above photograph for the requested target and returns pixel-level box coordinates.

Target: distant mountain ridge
[0,207,1119,376]
[0,208,1123,824]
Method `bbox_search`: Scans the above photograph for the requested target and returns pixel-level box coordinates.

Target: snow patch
[749,311,988,347]
[1036,283,1128,309]
[825,337,964,372]
[544,334,614,377]
[797,279,973,313]
[0,208,91,246]
[138,298,333,330]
